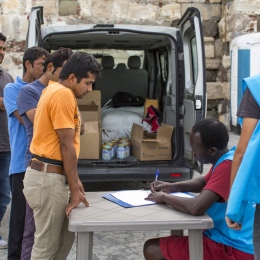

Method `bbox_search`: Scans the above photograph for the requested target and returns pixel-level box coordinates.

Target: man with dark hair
[23,52,102,259]
[0,32,13,249]
[143,119,255,260]
[4,46,49,259]
[17,48,73,260]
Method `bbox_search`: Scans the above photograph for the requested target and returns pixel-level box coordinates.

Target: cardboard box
[78,91,101,159]
[144,99,159,116]
[78,122,101,159]
[130,123,173,161]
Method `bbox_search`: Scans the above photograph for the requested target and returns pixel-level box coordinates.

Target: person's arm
[151,176,206,194]
[78,110,85,135]
[56,128,89,217]
[25,108,36,124]
[13,110,24,125]
[146,188,220,216]
[147,176,221,216]
[230,117,258,187]
[0,97,5,111]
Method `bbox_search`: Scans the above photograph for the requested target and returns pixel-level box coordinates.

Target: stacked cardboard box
[130,123,174,161]
[77,91,101,159]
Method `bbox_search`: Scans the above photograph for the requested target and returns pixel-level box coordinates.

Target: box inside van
[26,6,206,183]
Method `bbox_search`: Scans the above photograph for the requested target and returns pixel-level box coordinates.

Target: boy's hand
[225,217,242,230]
[150,181,172,193]
[145,190,165,204]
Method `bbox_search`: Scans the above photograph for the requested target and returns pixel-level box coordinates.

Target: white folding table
[69,192,213,260]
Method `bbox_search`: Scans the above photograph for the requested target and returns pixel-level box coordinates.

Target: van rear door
[26,6,43,49]
[178,7,206,172]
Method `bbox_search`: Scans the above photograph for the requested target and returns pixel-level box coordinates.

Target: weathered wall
[1,0,260,125]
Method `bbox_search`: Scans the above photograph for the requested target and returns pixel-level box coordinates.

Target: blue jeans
[0,151,11,223]
[254,204,260,260]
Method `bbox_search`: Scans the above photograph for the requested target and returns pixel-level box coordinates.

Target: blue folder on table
[103,193,133,208]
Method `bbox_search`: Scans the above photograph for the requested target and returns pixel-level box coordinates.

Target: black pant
[8,173,26,260]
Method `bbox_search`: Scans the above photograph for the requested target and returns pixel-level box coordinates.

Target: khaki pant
[23,167,75,260]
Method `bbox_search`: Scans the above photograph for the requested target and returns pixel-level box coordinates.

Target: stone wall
[1,0,260,125]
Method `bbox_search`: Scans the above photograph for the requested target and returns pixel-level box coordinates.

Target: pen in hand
[155,169,159,182]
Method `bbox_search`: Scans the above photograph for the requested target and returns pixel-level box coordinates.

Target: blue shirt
[17,79,45,167]
[4,76,27,174]
[204,147,255,255]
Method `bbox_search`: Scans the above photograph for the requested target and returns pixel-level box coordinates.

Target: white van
[26,6,206,183]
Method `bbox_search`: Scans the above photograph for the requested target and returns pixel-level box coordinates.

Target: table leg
[188,229,203,260]
[77,232,93,260]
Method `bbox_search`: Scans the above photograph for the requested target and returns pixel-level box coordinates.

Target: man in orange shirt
[23,52,102,259]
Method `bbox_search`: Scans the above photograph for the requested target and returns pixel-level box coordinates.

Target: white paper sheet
[110,190,195,207]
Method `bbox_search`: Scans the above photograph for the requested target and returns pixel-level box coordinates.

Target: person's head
[23,46,50,81]
[59,52,102,99]
[190,119,229,164]
[43,48,73,82]
[0,32,7,65]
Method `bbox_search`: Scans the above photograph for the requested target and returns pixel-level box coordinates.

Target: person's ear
[210,147,217,156]
[68,73,77,85]
[24,60,32,70]
[47,62,54,72]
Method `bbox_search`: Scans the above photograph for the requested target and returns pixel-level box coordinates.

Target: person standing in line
[23,52,102,259]
[226,74,260,260]
[4,46,49,260]
[143,119,255,260]
[17,48,73,260]
[0,32,14,249]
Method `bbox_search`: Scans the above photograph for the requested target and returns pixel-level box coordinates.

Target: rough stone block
[229,0,260,14]
[206,82,230,100]
[214,38,223,58]
[77,0,91,17]
[59,1,78,16]
[128,3,158,22]
[205,44,215,59]
[206,59,222,69]
[177,0,205,2]
[181,3,221,20]
[160,3,181,21]
[202,20,218,37]
[226,13,250,33]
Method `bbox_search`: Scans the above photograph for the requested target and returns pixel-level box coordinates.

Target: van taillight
[170,173,181,177]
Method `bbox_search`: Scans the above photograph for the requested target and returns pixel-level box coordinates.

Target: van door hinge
[179,104,185,116]
[178,53,184,60]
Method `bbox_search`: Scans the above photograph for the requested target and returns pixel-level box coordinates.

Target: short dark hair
[191,119,229,150]
[59,52,102,82]
[0,33,6,42]
[23,46,50,73]
[43,48,73,74]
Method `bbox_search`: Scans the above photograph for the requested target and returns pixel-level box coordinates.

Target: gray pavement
[0,131,240,260]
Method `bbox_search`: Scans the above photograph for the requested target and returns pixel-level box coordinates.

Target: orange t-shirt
[30,81,80,161]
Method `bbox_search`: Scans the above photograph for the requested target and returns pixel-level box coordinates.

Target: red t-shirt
[203,160,232,202]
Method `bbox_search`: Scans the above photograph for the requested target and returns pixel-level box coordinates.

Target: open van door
[178,8,206,172]
[25,6,43,49]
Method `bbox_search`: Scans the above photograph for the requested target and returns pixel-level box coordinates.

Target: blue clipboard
[102,193,133,208]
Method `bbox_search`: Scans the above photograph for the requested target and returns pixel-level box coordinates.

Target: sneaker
[0,236,7,249]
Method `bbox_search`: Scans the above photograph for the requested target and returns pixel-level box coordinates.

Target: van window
[159,52,167,83]
[190,37,198,85]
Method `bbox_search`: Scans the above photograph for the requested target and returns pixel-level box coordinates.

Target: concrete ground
[0,131,240,260]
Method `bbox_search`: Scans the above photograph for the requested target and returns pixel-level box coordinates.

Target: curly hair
[191,119,229,150]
